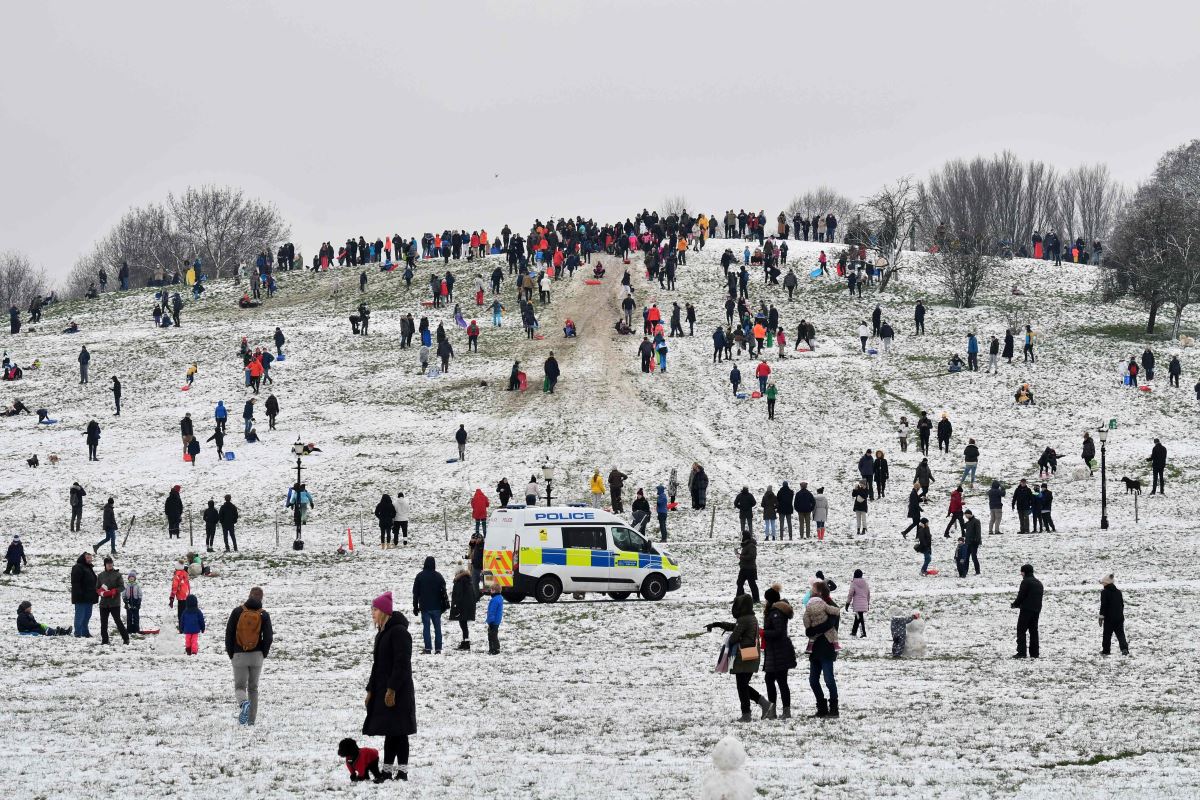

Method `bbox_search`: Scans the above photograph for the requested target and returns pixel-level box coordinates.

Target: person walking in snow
[1011,564,1043,658]
[449,565,479,651]
[455,424,467,462]
[846,570,870,637]
[412,557,447,654]
[1098,574,1128,656]
[705,594,771,722]
[362,591,414,781]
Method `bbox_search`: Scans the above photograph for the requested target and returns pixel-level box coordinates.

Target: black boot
[829,698,840,718]
[813,698,829,718]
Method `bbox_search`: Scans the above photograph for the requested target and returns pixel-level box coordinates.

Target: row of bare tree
[63,185,289,297]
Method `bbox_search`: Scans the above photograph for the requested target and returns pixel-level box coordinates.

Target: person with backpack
[225,586,274,725]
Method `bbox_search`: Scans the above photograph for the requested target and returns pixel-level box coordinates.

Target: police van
[481,505,681,603]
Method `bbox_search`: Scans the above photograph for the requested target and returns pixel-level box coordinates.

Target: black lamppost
[290,438,306,544]
[542,462,555,507]
[1098,427,1109,530]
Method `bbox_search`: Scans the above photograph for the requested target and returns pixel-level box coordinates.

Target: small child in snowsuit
[803,594,840,653]
[186,363,198,386]
[486,588,504,655]
[337,738,384,783]
[954,537,969,578]
[123,570,142,634]
[180,594,205,655]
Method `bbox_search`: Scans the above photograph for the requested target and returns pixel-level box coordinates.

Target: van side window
[611,527,650,553]
[562,526,606,550]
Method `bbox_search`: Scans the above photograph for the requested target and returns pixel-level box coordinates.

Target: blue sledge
[224,452,236,461]
[446,457,459,463]
[868,349,878,355]
[38,419,59,425]
[276,353,286,362]
[809,268,822,278]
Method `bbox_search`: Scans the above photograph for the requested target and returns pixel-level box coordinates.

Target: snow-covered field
[3,237,1200,798]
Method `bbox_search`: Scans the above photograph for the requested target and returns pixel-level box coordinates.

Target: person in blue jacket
[655,485,669,542]
[486,589,504,655]
[712,326,727,363]
[967,333,980,372]
[214,401,228,434]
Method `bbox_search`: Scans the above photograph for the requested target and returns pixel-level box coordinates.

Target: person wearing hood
[169,559,191,632]
[165,486,183,539]
[803,580,841,718]
[706,594,771,722]
[17,600,71,636]
[470,489,490,535]
[95,556,129,645]
[631,489,651,534]
[4,535,27,575]
[761,584,797,719]
[1011,564,1044,658]
[70,481,87,532]
[70,552,97,637]
[846,569,871,637]
[214,400,228,433]
[688,463,709,510]
[412,557,447,655]
[449,565,480,651]
[655,486,669,541]
[1098,574,1129,656]
[363,592,416,781]
[180,594,206,655]
[226,587,273,725]
[608,468,628,513]
[203,499,220,552]
[122,571,142,634]
[374,493,397,549]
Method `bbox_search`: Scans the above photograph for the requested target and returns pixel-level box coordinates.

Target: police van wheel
[501,590,526,603]
[640,574,667,601]
[607,592,631,601]
[534,575,562,604]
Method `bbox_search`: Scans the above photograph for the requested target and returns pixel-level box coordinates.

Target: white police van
[481,505,681,603]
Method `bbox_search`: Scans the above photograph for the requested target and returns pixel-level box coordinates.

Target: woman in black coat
[761,586,796,719]
[449,566,480,649]
[1002,329,1014,362]
[364,594,417,781]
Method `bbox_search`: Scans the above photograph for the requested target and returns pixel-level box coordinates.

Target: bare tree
[930,238,999,308]
[64,252,101,299]
[169,185,289,279]
[659,195,689,217]
[91,203,182,286]
[854,177,921,291]
[787,186,855,224]
[1105,140,1200,336]
[0,251,47,310]
[1061,164,1124,245]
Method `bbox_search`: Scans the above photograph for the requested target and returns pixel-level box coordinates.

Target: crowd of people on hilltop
[3,191,1179,786]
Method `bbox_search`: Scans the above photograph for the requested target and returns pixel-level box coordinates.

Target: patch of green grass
[1072,321,1158,341]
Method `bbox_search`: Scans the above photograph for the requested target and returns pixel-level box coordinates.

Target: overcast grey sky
[3,0,1197,281]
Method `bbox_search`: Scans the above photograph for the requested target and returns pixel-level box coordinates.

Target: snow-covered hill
[3,237,1199,798]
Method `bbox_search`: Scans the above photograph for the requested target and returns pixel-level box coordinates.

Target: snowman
[700,737,755,800]
[903,612,927,658]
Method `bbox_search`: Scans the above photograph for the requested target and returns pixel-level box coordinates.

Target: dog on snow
[1120,477,1142,495]
[26,455,38,468]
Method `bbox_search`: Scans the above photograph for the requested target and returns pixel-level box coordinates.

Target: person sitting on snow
[1,399,29,416]
[17,601,71,636]
[593,262,606,279]
[563,319,577,338]
[1015,383,1035,405]
[614,318,631,335]
[238,293,260,309]
[947,354,965,373]
[62,320,79,334]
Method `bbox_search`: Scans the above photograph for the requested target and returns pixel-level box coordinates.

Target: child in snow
[954,536,969,578]
[17,601,71,636]
[123,570,142,634]
[486,587,504,655]
[186,363,197,386]
[803,588,841,654]
[5,535,27,575]
[337,738,384,783]
[180,595,205,655]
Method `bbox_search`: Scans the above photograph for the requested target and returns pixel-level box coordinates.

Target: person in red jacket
[944,485,965,537]
[247,357,263,394]
[470,489,490,535]
[169,560,191,632]
[755,360,771,394]
[466,320,480,352]
[338,739,384,783]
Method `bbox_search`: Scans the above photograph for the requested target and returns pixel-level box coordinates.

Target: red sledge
[925,568,940,576]
[534,334,545,340]
[180,384,191,392]
[1139,385,1152,392]
[517,372,528,391]
[1034,242,1043,259]
[751,391,762,399]
[421,300,435,307]
[183,453,192,462]
[583,279,602,285]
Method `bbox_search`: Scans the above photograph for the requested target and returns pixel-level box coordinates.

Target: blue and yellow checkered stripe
[519,547,679,572]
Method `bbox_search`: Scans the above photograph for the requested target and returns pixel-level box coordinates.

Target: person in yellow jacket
[589,470,606,508]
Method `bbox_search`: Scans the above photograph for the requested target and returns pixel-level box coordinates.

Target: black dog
[1120,477,1142,495]
[26,455,38,468]
[337,738,385,783]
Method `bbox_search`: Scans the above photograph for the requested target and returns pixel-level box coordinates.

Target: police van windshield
[611,526,653,554]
